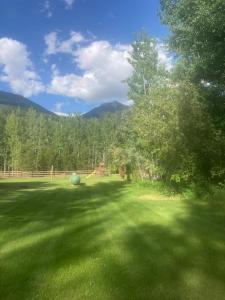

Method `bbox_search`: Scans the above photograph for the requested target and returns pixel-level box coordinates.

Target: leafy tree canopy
[161,0,225,87]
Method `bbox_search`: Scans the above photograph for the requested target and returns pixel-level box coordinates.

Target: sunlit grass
[0,176,225,299]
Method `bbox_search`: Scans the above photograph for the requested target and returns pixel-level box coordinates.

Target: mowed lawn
[0,177,225,300]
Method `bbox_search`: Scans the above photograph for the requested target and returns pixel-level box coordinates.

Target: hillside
[0,91,54,115]
[82,101,128,119]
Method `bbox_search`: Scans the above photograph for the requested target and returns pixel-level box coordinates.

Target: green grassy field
[0,176,225,300]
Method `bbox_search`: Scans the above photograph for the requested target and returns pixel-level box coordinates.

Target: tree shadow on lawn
[1,180,225,300]
[0,179,128,299]
[101,197,225,300]
[0,179,126,224]
[0,180,54,190]
[0,180,128,240]
[1,219,105,299]
[0,181,56,203]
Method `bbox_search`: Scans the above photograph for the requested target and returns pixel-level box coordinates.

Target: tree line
[0,107,127,173]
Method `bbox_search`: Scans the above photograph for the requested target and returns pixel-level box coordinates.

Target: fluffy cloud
[63,0,75,10]
[47,40,133,103]
[157,42,173,71]
[54,101,69,116]
[44,31,86,55]
[45,32,173,104]
[0,38,44,97]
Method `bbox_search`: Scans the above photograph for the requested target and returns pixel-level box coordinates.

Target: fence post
[51,165,54,181]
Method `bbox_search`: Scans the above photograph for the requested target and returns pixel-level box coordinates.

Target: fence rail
[0,170,96,178]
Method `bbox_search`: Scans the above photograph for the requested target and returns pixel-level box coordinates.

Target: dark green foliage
[0,108,127,171]
[125,7,225,185]
[160,0,225,87]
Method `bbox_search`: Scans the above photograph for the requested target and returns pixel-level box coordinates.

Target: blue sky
[0,0,169,114]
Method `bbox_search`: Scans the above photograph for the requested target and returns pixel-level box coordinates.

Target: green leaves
[161,0,225,87]
[127,32,167,102]
[126,29,225,184]
[0,109,126,172]
[159,0,225,183]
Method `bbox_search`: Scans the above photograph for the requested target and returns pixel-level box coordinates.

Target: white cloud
[157,42,173,71]
[63,0,75,10]
[44,32,58,55]
[41,0,53,18]
[54,111,69,116]
[0,38,44,97]
[44,31,86,55]
[41,0,75,17]
[51,64,59,76]
[55,101,64,111]
[47,40,133,103]
[44,31,173,104]
[53,101,70,116]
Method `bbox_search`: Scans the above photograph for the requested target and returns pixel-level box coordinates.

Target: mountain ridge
[0,90,129,118]
[0,91,54,115]
[82,101,128,119]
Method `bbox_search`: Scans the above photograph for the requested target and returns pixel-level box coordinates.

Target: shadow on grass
[0,179,225,299]
[0,179,126,228]
[0,180,54,191]
[0,179,127,299]
[101,193,225,300]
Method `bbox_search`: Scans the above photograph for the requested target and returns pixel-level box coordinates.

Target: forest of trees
[0,0,225,186]
[0,107,128,172]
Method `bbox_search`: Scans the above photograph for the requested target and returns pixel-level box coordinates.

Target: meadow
[0,176,225,300]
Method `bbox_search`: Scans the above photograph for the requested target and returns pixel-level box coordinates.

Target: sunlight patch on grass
[0,225,66,257]
[138,193,181,201]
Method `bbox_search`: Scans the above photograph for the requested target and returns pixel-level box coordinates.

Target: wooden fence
[0,170,95,178]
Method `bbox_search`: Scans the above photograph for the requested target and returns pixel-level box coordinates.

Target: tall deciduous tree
[160,0,225,87]
[160,0,225,182]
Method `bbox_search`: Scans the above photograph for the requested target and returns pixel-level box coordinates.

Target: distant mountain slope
[0,91,54,115]
[83,101,128,119]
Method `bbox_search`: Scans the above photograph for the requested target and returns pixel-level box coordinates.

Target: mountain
[82,101,129,119]
[0,91,129,118]
[0,91,54,115]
